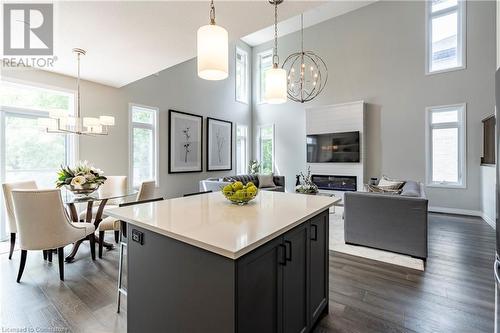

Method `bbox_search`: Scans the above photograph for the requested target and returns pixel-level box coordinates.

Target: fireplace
[311,174,357,192]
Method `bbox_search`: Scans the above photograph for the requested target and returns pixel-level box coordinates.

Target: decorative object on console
[222,181,258,205]
[264,0,287,104]
[248,160,261,175]
[257,173,276,188]
[282,14,328,103]
[197,0,228,80]
[168,110,203,173]
[38,48,115,136]
[56,161,107,197]
[207,117,232,171]
[295,166,319,194]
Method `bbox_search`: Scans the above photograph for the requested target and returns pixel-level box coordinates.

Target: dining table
[62,190,137,262]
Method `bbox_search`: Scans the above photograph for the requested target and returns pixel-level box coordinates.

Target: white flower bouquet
[56,161,107,195]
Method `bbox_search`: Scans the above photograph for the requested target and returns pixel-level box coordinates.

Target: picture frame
[206,117,233,171]
[168,109,203,173]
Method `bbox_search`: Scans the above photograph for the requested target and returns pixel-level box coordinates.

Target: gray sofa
[344,181,428,260]
[200,175,285,192]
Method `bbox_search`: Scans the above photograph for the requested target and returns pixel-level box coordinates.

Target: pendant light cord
[210,0,216,24]
[301,14,304,53]
[76,51,81,119]
[273,1,279,68]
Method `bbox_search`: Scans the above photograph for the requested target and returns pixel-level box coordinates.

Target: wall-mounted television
[307,131,360,163]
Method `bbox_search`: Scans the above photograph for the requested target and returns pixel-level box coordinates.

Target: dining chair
[97,180,157,258]
[12,189,96,282]
[78,175,128,222]
[116,197,164,313]
[2,180,38,260]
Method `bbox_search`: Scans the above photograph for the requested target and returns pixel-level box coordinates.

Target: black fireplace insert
[311,174,357,191]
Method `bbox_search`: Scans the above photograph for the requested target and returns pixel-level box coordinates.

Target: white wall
[252,0,495,212]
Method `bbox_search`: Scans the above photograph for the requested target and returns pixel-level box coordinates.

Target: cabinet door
[283,223,309,333]
[237,237,284,333]
[309,210,329,324]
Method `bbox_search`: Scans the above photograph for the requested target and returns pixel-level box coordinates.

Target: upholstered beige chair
[97,180,156,258]
[78,176,128,222]
[12,189,96,282]
[2,181,38,260]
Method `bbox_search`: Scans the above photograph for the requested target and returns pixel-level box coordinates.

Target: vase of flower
[295,166,319,195]
[56,161,107,198]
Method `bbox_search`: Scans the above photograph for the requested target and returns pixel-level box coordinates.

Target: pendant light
[264,0,287,104]
[197,0,228,80]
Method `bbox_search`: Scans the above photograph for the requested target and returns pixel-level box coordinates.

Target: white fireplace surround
[306,101,366,195]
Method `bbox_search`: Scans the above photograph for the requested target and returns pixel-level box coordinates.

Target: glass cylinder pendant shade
[197,24,228,80]
[264,66,287,104]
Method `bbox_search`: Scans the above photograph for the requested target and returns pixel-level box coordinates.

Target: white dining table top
[106,191,339,259]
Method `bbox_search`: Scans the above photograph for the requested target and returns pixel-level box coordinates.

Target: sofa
[200,175,285,192]
[344,181,428,260]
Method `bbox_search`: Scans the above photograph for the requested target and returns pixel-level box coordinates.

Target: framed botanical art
[207,117,233,171]
[168,110,203,173]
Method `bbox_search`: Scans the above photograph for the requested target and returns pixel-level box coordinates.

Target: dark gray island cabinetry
[106,191,334,333]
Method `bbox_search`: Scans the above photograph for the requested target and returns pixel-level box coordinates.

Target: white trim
[425,103,467,189]
[425,0,467,75]
[235,47,249,104]
[481,212,495,229]
[258,123,275,174]
[429,206,481,217]
[128,103,160,190]
[236,123,249,175]
[256,49,273,105]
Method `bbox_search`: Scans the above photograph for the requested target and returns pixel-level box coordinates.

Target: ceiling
[42,1,326,88]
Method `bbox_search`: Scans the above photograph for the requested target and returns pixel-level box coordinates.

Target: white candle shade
[264,67,287,104]
[99,115,115,126]
[197,24,228,80]
[83,117,100,127]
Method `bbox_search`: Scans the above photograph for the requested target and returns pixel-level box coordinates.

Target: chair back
[183,190,212,197]
[11,189,79,250]
[136,180,156,201]
[2,181,37,233]
[98,176,127,205]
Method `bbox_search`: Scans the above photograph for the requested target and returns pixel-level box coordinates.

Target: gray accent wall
[252,0,495,212]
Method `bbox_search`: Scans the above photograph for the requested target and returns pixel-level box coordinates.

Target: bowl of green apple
[222,181,258,205]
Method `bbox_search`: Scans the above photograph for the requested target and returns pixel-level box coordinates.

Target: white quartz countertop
[105,191,338,259]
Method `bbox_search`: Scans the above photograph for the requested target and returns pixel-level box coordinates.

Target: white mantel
[306,101,366,193]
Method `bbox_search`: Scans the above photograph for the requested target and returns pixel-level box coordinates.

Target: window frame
[235,47,249,104]
[236,124,249,175]
[425,0,467,75]
[128,103,159,190]
[257,49,273,104]
[425,103,467,188]
[258,124,275,174]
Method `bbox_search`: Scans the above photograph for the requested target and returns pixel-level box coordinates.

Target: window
[236,125,249,174]
[129,104,159,189]
[258,50,273,104]
[259,124,275,174]
[426,0,466,74]
[426,104,466,188]
[0,80,76,240]
[235,48,249,104]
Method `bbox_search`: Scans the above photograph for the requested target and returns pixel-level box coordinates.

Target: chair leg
[57,247,64,281]
[16,250,27,283]
[89,233,96,260]
[9,233,15,260]
[99,231,104,258]
[48,249,53,262]
[43,250,47,260]
[114,230,119,243]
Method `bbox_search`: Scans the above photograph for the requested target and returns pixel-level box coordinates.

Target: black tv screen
[307,131,360,163]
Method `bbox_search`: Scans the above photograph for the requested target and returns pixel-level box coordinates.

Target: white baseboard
[481,213,496,229]
[429,206,482,217]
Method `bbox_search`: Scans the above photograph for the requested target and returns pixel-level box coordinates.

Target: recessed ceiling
[39,1,328,88]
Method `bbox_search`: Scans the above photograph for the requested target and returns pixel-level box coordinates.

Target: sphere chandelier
[282,14,328,103]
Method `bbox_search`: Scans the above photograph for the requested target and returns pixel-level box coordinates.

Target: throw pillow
[367,184,401,194]
[258,174,276,188]
[377,175,405,191]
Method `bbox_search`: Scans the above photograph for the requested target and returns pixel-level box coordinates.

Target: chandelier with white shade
[197,0,228,80]
[264,0,287,104]
[38,48,115,136]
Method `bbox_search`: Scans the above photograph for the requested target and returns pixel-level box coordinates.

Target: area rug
[329,207,425,271]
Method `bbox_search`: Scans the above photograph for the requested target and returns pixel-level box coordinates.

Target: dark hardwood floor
[0,213,495,333]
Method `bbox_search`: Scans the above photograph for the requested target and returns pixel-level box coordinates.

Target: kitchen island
[106,191,336,333]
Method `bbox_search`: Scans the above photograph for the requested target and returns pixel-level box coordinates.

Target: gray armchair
[344,182,428,260]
